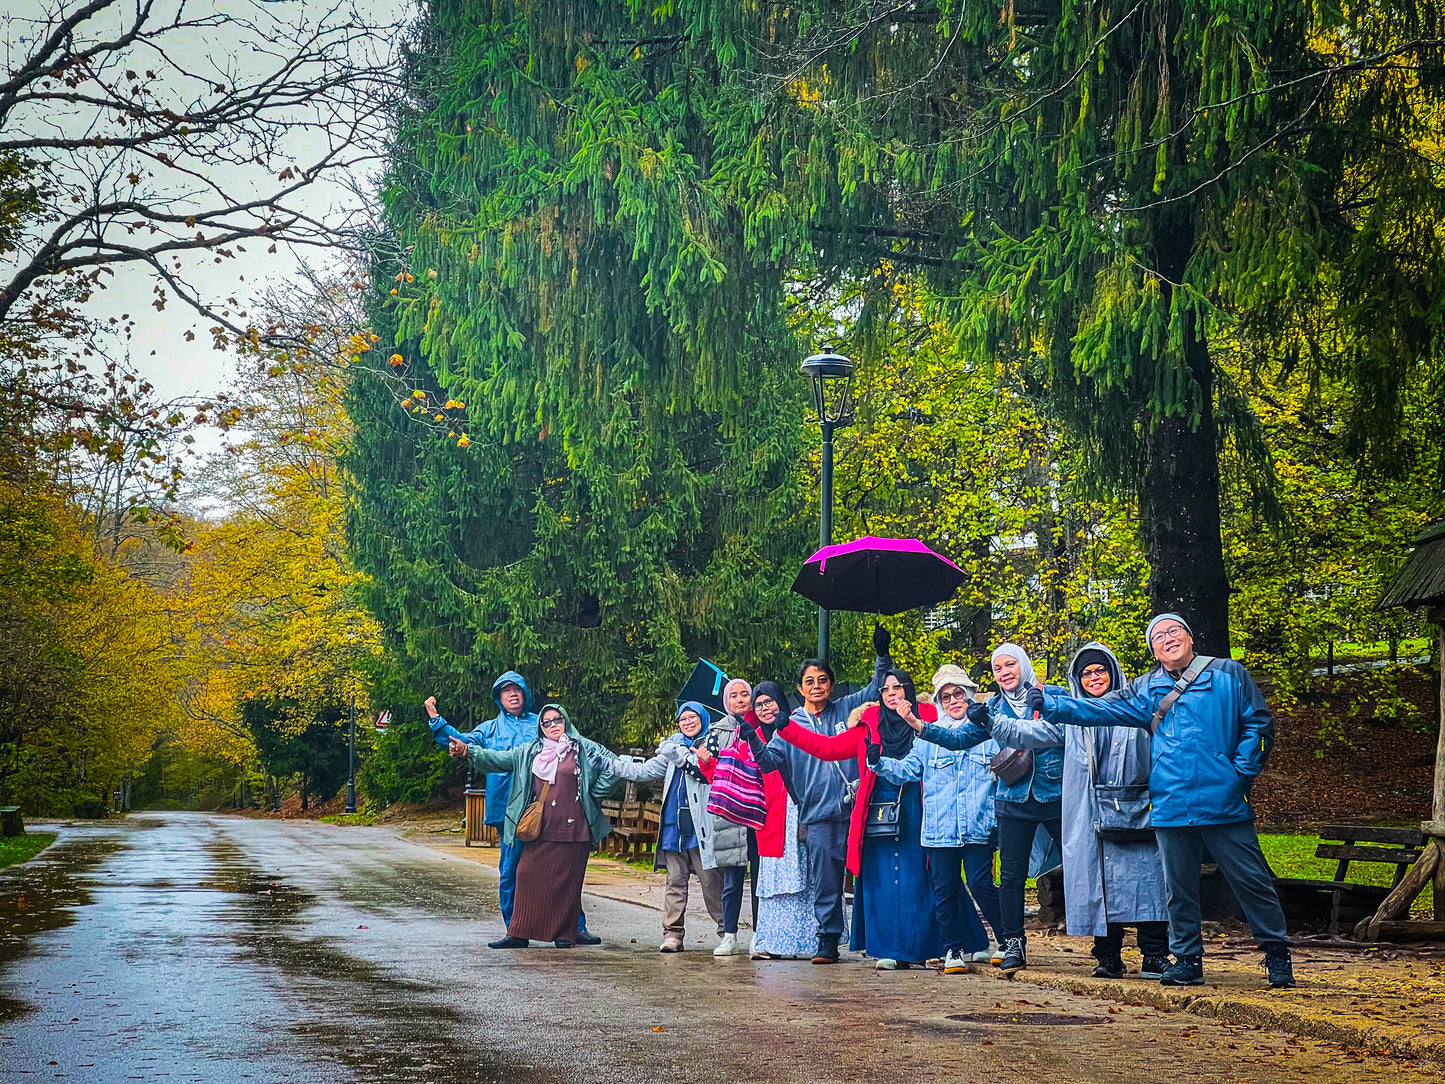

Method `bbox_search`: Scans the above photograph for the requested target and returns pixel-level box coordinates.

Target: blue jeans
[962,840,1003,945]
[804,819,849,938]
[1155,820,1290,957]
[720,866,747,934]
[499,835,589,933]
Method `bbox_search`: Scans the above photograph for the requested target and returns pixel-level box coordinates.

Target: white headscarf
[990,643,1038,715]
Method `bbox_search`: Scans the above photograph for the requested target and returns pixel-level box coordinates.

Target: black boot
[811,933,840,964]
[1091,953,1125,979]
[1160,954,1205,986]
[574,928,602,946]
[1264,945,1296,989]
[488,935,529,949]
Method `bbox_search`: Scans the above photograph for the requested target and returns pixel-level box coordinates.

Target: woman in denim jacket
[908,644,1066,976]
[874,663,1004,974]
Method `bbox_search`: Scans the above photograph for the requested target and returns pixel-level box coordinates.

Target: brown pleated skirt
[508,841,590,942]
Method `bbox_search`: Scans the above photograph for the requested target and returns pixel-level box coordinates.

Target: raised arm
[427,715,476,750]
[776,717,863,762]
[833,652,892,718]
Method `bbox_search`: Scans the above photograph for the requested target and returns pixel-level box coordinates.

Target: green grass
[1260,831,1433,914]
[0,832,57,871]
[320,800,379,825]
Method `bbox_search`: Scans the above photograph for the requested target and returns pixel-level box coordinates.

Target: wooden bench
[633,801,661,861]
[1272,824,1423,933]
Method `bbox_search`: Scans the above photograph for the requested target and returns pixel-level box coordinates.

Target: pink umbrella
[790,536,965,615]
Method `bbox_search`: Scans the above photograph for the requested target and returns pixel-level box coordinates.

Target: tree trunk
[1140,210,1233,657]
[1139,373,1232,656]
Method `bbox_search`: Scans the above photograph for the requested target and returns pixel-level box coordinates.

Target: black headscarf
[750,681,789,742]
[875,668,919,759]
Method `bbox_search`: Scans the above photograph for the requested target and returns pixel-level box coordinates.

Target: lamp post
[801,349,856,663]
[345,693,357,814]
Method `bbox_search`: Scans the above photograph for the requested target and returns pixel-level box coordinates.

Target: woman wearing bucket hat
[873,663,1002,974]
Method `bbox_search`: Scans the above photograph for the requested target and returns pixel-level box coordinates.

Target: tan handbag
[514,779,551,842]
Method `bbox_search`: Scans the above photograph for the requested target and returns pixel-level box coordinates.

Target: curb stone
[1010,971,1445,1069]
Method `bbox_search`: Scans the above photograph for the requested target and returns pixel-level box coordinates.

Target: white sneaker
[943,949,970,974]
[659,936,683,952]
[991,943,1005,966]
[713,933,739,956]
[971,949,994,963]
[874,957,899,970]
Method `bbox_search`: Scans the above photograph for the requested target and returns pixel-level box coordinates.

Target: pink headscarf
[531,704,576,783]
[722,677,753,720]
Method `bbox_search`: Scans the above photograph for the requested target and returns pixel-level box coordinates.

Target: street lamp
[345,693,357,814]
[801,349,855,663]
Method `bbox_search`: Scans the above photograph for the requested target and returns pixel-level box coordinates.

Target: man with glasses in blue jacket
[1031,614,1294,989]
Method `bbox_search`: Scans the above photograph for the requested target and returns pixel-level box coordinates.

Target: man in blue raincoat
[428,671,600,945]
[1035,614,1294,990]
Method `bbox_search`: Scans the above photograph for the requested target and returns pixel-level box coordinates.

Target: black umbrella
[675,658,729,721]
[790,535,965,615]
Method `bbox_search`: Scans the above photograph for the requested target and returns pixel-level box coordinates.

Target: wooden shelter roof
[1379,519,1445,610]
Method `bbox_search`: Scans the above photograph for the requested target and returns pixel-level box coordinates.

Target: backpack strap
[1149,654,1215,734]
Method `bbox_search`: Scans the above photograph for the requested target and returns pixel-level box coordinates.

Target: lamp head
[801,350,855,427]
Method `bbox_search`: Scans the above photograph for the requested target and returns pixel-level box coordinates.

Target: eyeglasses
[1151,626,1188,645]
[1079,665,1110,679]
[754,697,778,711]
[880,682,906,694]
[800,675,831,688]
[938,688,971,703]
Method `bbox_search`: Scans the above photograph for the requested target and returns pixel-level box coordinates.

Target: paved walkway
[409,823,1445,1069]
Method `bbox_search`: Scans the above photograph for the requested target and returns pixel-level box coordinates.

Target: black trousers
[1093,921,1170,959]
[996,799,1063,942]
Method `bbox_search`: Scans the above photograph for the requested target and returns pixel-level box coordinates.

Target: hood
[492,670,533,714]
[1067,642,1127,699]
[534,703,582,741]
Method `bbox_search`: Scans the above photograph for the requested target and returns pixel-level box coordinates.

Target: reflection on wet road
[1,814,1438,1083]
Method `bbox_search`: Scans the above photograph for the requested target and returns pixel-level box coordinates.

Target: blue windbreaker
[429,671,538,825]
[1040,657,1273,827]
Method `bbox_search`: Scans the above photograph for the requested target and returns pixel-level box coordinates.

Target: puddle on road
[203,835,562,1084]
[0,835,125,1021]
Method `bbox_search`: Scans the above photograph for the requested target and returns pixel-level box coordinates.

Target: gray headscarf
[990,643,1038,715]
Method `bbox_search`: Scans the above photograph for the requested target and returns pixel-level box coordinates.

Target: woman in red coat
[775,668,945,969]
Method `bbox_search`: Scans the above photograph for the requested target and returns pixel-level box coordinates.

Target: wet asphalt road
[0,813,1437,1083]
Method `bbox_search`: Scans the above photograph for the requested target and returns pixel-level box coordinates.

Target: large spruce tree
[347,3,819,741]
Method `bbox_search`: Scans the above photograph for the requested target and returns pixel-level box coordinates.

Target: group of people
[425,611,1297,990]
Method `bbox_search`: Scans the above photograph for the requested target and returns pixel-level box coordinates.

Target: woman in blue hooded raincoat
[986,643,1171,979]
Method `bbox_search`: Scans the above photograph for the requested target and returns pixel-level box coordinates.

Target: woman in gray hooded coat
[986,643,1171,978]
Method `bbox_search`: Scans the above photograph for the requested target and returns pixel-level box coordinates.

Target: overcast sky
[3,0,410,428]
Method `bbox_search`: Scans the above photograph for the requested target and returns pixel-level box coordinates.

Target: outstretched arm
[1041,690,1152,730]
[875,747,924,784]
[607,751,670,784]
[466,744,522,774]
[917,720,992,751]
[776,718,863,762]
[986,711,1065,750]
